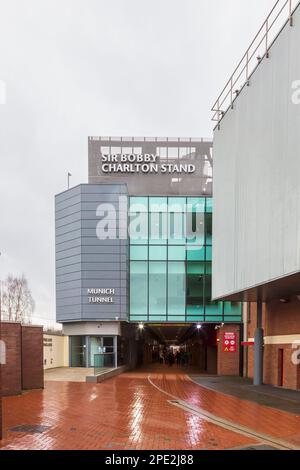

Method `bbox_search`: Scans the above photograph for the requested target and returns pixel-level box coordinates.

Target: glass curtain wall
[129,197,242,323]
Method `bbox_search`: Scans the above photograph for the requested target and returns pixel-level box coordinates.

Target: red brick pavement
[0,365,299,450]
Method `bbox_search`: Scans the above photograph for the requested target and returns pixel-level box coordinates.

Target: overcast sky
[0,0,275,327]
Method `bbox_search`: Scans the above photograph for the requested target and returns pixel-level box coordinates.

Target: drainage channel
[147,374,299,451]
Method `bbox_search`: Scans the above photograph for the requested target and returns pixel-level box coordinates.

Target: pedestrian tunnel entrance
[137,323,218,374]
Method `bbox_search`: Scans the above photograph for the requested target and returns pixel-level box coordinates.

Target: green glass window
[204,275,212,303]
[149,245,167,260]
[168,262,186,316]
[128,196,242,324]
[186,263,204,315]
[168,212,186,245]
[149,315,168,322]
[187,246,205,261]
[206,198,213,213]
[205,315,223,322]
[186,305,205,316]
[149,262,167,316]
[206,263,212,275]
[129,315,148,322]
[187,314,205,322]
[205,213,212,245]
[149,197,168,212]
[187,197,206,213]
[130,245,148,260]
[206,246,212,261]
[149,212,167,245]
[187,262,206,275]
[128,212,148,245]
[205,302,223,317]
[224,302,242,317]
[130,262,148,316]
[168,197,186,212]
[186,212,205,245]
[129,197,148,212]
[168,245,186,261]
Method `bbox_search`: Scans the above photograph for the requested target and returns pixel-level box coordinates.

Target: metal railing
[212,0,299,126]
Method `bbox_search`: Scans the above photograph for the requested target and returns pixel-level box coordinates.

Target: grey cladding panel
[56,215,82,228]
[56,239,82,253]
[56,246,81,260]
[81,184,127,194]
[56,204,82,220]
[56,263,82,276]
[56,256,81,268]
[55,194,82,211]
[55,185,81,203]
[55,184,129,323]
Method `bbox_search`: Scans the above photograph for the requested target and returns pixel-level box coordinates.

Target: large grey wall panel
[55,184,129,322]
[213,4,300,300]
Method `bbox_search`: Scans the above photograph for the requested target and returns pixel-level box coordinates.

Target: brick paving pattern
[1,365,300,450]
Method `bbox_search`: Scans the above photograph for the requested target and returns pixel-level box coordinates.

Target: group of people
[152,348,191,368]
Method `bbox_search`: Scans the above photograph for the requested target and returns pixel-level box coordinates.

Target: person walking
[175,350,181,367]
[167,351,175,367]
[159,351,164,365]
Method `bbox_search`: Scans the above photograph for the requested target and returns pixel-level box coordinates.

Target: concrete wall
[55,184,129,323]
[43,334,69,370]
[88,137,213,196]
[62,321,121,337]
[213,4,300,300]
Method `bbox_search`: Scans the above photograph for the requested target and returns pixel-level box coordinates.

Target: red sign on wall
[222,332,237,353]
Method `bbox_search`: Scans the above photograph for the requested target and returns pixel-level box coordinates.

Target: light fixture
[196,324,202,330]
[138,323,145,330]
[280,298,289,304]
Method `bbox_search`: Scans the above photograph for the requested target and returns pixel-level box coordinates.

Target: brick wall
[0,393,2,440]
[1,323,43,397]
[22,326,44,390]
[1,323,22,396]
[265,298,300,336]
[217,325,241,376]
[263,344,300,390]
[0,321,3,439]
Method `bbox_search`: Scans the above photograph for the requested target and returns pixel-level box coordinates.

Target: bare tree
[1,275,35,324]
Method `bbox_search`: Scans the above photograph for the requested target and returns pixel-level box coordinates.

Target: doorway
[70,336,116,368]
[70,336,87,367]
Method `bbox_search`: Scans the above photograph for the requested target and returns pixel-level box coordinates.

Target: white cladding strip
[248,335,300,345]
